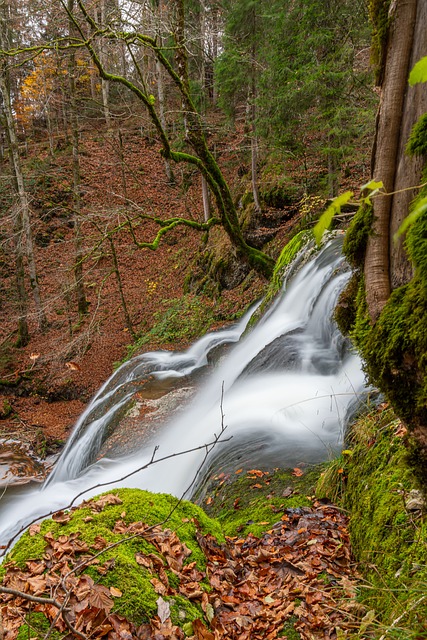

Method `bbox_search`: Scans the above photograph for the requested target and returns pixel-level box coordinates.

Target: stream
[0,237,368,549]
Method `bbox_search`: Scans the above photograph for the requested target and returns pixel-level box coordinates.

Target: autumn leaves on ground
[0,482,363,640]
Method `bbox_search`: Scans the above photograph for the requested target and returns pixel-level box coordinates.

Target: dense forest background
[0,0,377,443]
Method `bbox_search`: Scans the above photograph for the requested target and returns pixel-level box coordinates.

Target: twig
[57,412,230,593]
[378,595,426,640]
[0,587,86,639]
[1,436,231,556]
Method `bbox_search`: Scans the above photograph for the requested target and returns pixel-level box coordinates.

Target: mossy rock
[185,227,251,294]
[2,488,224,629]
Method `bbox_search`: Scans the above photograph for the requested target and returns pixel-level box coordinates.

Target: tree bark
[155,0,174,184]
[364,0,418,321]
[68,0,89,317]
[0,3,46,333]
[388,0,427,289]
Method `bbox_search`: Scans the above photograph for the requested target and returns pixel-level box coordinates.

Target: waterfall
[0,237,367,548]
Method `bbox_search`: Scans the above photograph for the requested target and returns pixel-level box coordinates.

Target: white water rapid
[0,237,367,549]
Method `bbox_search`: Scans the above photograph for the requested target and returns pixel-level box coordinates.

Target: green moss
[355,277,427,428]
[200,467,319,538]
[259,170,300,209]
[124,295,217,360]
[319,406,427,636]
[4,488,224,628]
[368,0,392,83]
[406,195,427,285]
[342,202,373,268]
[278,615,300,638]
[407,113,427,157]
[17,612,62,640]
[334,271,359,335]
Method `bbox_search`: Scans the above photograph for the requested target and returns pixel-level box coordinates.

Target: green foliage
[216,0,374,185]
[409,56,427,86]
[313,191,353,245]
[318,405,427,636]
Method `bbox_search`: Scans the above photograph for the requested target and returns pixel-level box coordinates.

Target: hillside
[0,110,371,477]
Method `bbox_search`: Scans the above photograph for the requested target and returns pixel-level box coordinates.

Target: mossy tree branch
[63,0,274,278]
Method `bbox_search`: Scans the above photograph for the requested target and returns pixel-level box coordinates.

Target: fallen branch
[0,587,86,639]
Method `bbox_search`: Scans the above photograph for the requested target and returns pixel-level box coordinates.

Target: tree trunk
[0,31,47,332]
[201,175,211,222]
[249,97,261,215]
[364,0,418,321]
[100,0,111,129]
[108,236,136,338]
[388,0,427,290]
[68,0,89,317]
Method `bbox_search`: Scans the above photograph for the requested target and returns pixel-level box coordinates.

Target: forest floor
[0,114,370,483]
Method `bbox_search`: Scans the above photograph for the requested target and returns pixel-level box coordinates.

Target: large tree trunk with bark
[364,0,420,320]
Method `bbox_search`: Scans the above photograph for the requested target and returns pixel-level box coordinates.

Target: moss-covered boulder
[0,488,224,639]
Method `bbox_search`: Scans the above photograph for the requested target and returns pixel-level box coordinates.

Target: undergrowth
[317,405,427,638]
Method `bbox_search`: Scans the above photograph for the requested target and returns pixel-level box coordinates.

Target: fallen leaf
[90,493,123,512]
[156,596,170,623]
[110,586,122,598]
[89,584,114,613]
[192,618,215,639]
[292,467,304,477]
[29,524,41,536]
[65,361,81,371]
[52,511,71,524]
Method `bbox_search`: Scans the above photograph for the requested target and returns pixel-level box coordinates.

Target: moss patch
[124,295,217,359]
[317,405,427,637]
[16,612,62,640]
[407,112,427,157]
[342,202,373,268]
[340,192,427,473]
[200,466,320,538]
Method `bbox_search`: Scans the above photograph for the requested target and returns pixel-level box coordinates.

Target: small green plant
[124,295,217,361]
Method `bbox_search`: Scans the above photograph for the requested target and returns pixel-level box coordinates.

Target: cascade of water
[0,238,367,548]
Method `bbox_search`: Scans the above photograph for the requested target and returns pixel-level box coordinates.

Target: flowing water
[0,237,368,549]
